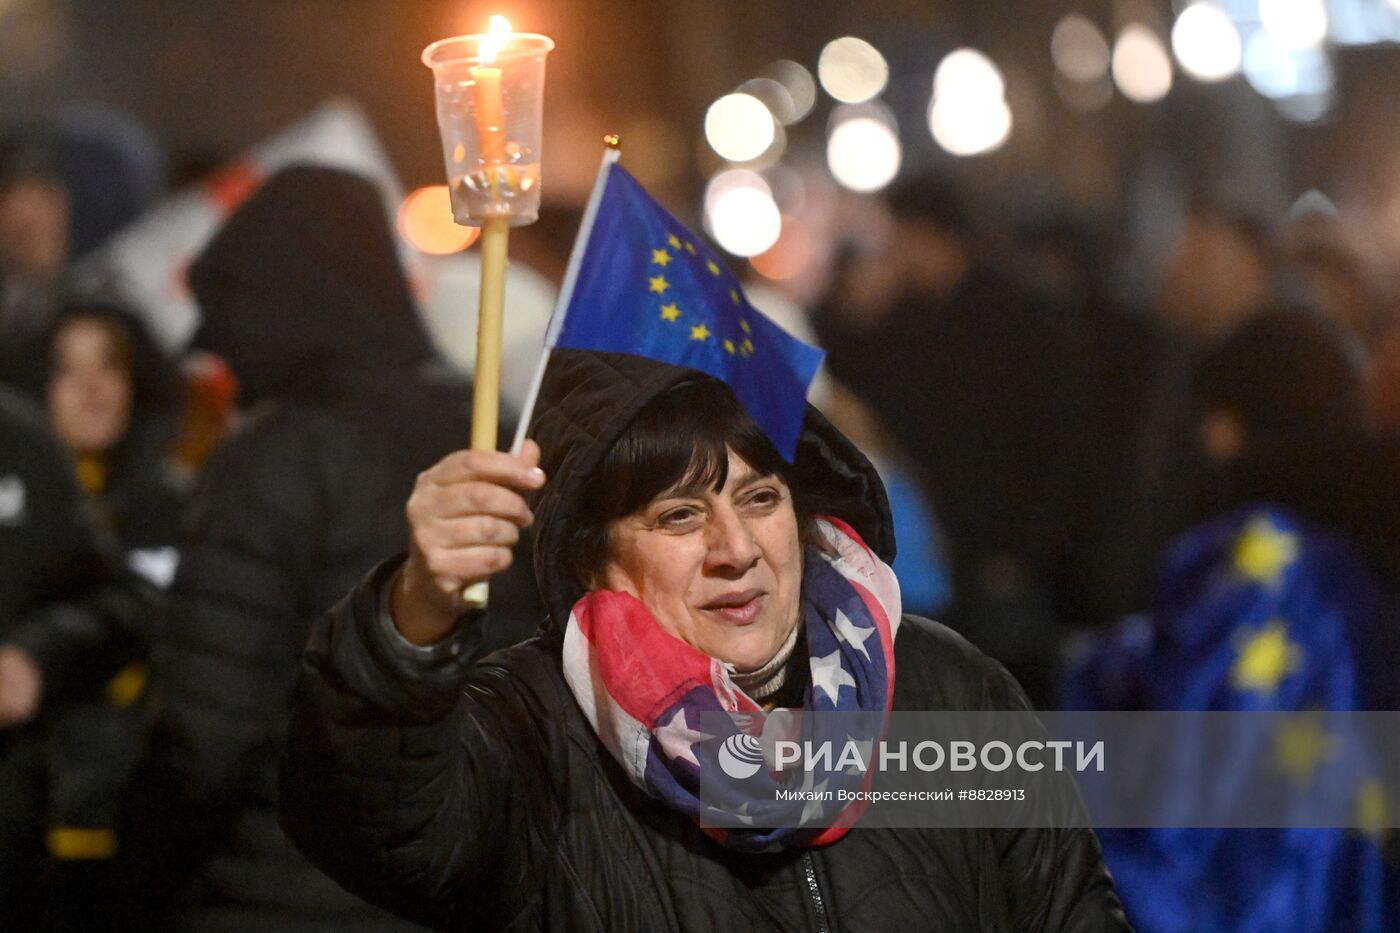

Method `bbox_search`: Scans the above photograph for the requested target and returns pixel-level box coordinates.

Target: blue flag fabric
[550,163,825,460]
[1062,505,1397,932]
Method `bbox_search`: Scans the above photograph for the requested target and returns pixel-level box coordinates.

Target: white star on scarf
[655,708,714,768]
[828,609,875,661]
[811,649,857,705]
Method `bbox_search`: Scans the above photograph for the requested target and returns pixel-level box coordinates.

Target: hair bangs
[566,377,800,593]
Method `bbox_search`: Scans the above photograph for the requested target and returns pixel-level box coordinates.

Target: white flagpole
[510,139,623,455]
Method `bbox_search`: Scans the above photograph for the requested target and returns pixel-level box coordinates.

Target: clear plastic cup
[422,33,554,226]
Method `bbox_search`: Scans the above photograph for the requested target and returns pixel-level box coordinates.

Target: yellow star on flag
[667,233,682,249]
[652,248,672,267]
[684,241,697,255]
[1233,514,1299,586]
[740,338,755,358]
[690,323,711,342]
[1273,711,1339,787]
[729,288,741,304]
[706,260,721,276]
[1355,778,1389,842]
[659,303,681,322]
[740,319,751,334]
[649,275,669,295]
[723,339,736,355]
[1230,618,1304,697]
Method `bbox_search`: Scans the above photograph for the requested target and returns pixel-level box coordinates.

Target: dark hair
[1195,305,1368,441]
[43,301,180,413]
[567,378,812,592]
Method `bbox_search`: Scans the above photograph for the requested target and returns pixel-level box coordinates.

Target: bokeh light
[929,48,1012,157]
[1112,25,1174,103]
[935,48,1006,101]
[737,77,798,127]
[704,93,776,163]
[1243,29,1332,99]
[929,97,1013,157]
[826,105,901,192]
[759,60,817,124]
[1243,29,1300,98]
[1241,28,1334,121]
[704,169,782,257]
[397,185,478,254]
[818,36,889,104]
[1259,0,1329,51]
[1172,3,1243,82]
[1051,14,1111,83]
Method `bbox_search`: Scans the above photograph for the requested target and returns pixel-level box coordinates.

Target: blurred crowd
[1,105,1397,930]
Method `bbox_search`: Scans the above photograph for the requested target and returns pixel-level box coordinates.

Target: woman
[43,301,185,567]
[281,349,1127,930]
[30,302,182,926]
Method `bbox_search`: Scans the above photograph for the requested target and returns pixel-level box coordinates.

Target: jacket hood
[187,165,434,406]
[41,300,184,463]
[0,109,166,261]
[527,349,894,628]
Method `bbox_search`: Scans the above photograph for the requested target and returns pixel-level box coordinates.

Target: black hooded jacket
[153,166,540,930]
[279,349,1129,931]
[0,386,153,923]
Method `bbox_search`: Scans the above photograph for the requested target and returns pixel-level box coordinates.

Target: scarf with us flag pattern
[562,516,901,851]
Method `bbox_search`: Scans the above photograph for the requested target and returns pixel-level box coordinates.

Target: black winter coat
[280,350,1129,931]
[0,386,152,924]
[154,166,541,931]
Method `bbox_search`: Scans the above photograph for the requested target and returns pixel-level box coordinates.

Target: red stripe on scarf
[573,590,730,727]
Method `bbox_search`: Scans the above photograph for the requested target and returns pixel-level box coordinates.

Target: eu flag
[1062,506,1397,932]
[548,158,825,460]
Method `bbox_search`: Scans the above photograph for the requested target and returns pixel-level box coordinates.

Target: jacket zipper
[801,851,831,933]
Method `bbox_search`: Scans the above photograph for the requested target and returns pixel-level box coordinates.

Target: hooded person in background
[0,114,164,388]
[145,165,542,932]
[0,132,69,382]
[8,301,187,930]
[38,301,186,569]
[0,385,154,929]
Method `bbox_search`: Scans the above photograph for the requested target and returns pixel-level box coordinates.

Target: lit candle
[472,15,512,168]
[421,14,555,610]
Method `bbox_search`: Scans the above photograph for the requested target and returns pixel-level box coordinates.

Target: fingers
[417,545,515,593]
[421,442,545,493]
[400,442,547,614]
[409,479,535,530]
[417,513,522,551]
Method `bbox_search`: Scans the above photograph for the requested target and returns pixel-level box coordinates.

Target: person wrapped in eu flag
[1062,306,1400,931]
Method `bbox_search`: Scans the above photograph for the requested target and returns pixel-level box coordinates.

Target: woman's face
[48,319,132,456]
[600,448,803,672]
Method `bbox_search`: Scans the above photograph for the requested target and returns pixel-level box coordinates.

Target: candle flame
[480,15,513,65]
